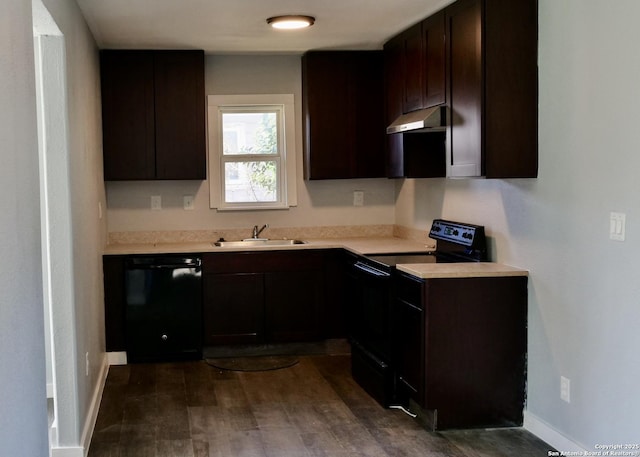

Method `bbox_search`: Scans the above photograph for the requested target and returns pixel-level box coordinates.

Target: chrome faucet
[252,224,269,239]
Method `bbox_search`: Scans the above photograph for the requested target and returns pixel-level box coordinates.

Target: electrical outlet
[85,352,89,377]
[183,195,195,210]
[151,195,162,210]
[353,190,364,206]
[560,376,570,403]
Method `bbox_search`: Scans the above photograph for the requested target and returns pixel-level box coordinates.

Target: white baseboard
[107,351,127,365]
[50,353,110,457]
[50,446,84,457]
[524,411,588,453]
[47,382,55,399]
[79,352,110,456]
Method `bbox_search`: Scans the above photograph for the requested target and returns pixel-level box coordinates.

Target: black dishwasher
[125,255,202,362]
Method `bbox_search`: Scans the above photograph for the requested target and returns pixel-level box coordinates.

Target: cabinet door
[265,269,323,342]
[352,52,386,178]
[446,0,483,177]
[154,50,206,180]
[395,299,424,404]
[402,23,425,113]
[394,273,425,406]
[203,273,264,345]
[401,14,445,112]
[322,250,349,339]
[384,36,406,178]
[423,11,446,108]
[103,255,126,352]
[484,0,538,178]
[101,51,156,180]
[302,51,385,179]
[303,52,351,179]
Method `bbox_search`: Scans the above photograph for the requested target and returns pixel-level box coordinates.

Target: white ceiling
[75,0,455,54]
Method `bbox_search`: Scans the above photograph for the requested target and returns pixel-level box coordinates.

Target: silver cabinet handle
[354,261,390,277]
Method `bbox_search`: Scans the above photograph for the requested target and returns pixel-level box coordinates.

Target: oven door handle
[353,261,391,278]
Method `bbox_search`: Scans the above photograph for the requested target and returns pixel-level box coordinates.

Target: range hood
[386,105,447,134]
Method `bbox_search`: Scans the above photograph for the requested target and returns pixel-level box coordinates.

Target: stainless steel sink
[213,239,306,248]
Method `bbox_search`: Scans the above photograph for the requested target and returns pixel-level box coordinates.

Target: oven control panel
[429,219,484,247]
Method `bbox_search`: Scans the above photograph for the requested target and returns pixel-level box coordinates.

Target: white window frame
[208,94,297,210]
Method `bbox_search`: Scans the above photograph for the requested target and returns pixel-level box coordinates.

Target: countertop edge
[396,263,529,279]
[103,239,528,279]
[102,237,436,257]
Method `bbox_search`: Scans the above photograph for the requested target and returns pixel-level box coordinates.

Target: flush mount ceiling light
[267,15,315,30]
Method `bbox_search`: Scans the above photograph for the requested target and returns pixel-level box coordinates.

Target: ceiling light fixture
[267,15,315,30]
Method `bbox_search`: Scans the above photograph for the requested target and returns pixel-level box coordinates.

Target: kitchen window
[208,94,297,210]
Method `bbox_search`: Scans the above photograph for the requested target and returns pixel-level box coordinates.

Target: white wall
[38,0,107,450]
[0,0,49,455]
[106,55,396,234]
[395,0,640,447]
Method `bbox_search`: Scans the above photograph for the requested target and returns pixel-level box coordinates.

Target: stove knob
[453,230,459,236]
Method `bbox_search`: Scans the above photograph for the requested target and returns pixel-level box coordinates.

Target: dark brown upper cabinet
[422,11,447,109]
[302,51,386,180]
[100,50,206,181]
[446,0,538,178]
[384,36,407,178]
[384,0,538,179]
[401,11,446,114]
[402,23,426,113]
[384,11,447,179]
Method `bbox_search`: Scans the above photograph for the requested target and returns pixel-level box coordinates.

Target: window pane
[224,161,278,203]
[222,112,277,155]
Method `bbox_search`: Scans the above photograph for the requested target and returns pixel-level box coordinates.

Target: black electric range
[348,219,488,408]
[366,219,488,271]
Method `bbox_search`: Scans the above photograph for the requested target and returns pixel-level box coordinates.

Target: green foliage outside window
[245,113,278,199]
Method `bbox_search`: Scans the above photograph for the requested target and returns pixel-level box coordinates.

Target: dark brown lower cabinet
[202,250,329,346]
[103,255,126,352]
[394,272,527,430]
[104,250,345,354]
[203,273,264,345]
[265,270,322,342]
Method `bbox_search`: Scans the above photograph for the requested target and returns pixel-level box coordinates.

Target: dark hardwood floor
[88,355,552,456]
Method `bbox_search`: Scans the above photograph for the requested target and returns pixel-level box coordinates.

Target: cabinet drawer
[394,272,424,309]
[202,250,325,274]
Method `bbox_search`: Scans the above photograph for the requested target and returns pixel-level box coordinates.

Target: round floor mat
[206,355,299,372]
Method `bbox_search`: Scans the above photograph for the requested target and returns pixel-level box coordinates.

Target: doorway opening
[32,0,79,453]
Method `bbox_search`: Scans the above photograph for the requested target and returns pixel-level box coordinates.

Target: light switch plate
[560,376,571,403]
[353,190,364,206]
[609,212,626,241]
[151,195,162,210]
